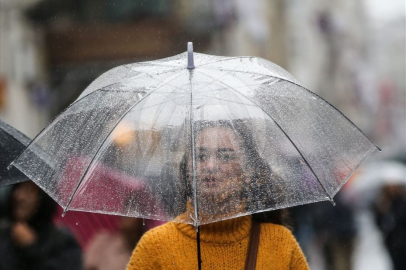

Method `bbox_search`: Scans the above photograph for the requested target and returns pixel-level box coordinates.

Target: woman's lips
[200,175,219,187]
[202,175,214,181]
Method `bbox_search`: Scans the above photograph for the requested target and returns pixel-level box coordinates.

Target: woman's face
[13,181,40,222]
[194,126,246,203]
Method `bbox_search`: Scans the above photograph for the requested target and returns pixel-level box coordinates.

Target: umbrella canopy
[11,43,379,226]
[0,119,30,187]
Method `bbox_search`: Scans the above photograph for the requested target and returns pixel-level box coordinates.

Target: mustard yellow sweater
[126,215,309,270]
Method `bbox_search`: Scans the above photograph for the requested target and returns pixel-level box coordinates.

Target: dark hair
[7,181,57,230]
[179,120,291,227]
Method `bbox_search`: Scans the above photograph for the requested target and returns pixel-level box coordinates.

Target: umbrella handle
[196,226,202,270]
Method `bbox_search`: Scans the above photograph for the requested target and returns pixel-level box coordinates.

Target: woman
[126,120,309,269]
[0,180,82,270]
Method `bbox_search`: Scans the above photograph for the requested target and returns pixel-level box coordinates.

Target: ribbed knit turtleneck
[176,215,251,244]
[127,215,310,270]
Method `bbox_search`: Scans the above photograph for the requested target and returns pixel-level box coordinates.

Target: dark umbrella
[0,119,30,187]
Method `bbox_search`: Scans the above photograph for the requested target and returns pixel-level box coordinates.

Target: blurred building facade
[1,0,404,153]
[0,0,49,137]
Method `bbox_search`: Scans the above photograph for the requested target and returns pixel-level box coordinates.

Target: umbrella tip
[187,42,195,69]
[7,162,13,170]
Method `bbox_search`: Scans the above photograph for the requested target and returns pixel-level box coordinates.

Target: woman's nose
[204,156,217,172]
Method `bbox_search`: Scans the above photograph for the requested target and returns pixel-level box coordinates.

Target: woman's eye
[218,153,236,162]
[198,154,208,161]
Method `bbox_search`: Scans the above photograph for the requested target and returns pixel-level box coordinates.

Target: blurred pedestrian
[84,217,144,270]
[290,204,314,258]
[373,183,406,270]
[0,180,82,270]
[312,193,357,270]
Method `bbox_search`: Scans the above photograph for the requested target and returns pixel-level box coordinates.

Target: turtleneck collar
[175,215,251,244]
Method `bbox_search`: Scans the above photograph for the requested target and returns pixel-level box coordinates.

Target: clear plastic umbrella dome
[11,43,379,226]
[0,119,30,187]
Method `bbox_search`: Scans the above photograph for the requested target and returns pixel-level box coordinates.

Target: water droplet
[76,222,79,226]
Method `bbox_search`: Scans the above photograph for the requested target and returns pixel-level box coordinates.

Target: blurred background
[0,0,404,269]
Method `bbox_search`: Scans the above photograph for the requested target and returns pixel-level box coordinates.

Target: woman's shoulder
[260,222,297,243]
[260,223,309,269]
[138,221,177,244]
[129,222,180,263]
[260,222,293,234]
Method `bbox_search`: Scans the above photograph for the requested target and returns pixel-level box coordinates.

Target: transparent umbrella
[0,119,30,186]
[11,42,379,225]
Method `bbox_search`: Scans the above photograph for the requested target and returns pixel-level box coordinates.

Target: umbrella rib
[126,63,183,69]
[197,69,334,201]
[133,70,241,110]
[83,66,184,97]
[98,89,147,94]
[95,67,184,91]
[124,57,186,69]
[62,70,187,214]
[199,66,298,86]
[197,56,241,67]
[188,70,199,227]
[197,55,276,68]
[102,68,236,102]
[106,67,206,96]
[187,69,243,227]
[10,90,108,171]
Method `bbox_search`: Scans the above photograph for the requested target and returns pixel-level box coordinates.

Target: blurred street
[308,208,393,270]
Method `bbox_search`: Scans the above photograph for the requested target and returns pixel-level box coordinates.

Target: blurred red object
[53,155,166,248]
[54,208,119,249]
